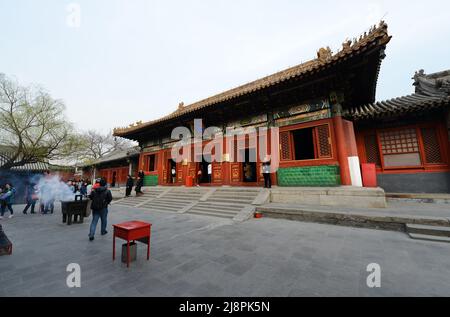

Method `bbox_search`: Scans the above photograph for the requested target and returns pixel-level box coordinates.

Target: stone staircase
[406,224,450,243]
[112,186,264,221]
[113,187,167,208]
[140,187,207,213]
[187,188,260,219]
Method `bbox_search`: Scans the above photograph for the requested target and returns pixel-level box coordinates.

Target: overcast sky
[1,0,449,133]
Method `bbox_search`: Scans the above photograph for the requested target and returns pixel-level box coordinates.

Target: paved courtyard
[1,203,450,297]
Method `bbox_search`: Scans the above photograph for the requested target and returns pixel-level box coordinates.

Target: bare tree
[0,73,79,169]
[76,130,136,162]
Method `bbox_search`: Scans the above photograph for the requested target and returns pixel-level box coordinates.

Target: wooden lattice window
[316,125,332,158]
[280,124,333,161]
[364,134,381,166]
[280,131,292,161]
[379,128,419,155]
[379,128,421,167]
[421,127,443,164]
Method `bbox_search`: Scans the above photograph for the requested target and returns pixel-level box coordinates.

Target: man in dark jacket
[125,175,134,197]
[88,178,112,241]
[135,170,145,195]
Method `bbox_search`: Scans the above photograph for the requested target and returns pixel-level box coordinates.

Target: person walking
[125,175,134,197]
[207,163,212,184]
[80,181,88,197]
[196,168,202,186]
[88,178,112,241]
[111,172,117,188]
[23,183,39,214]
[0,183,16,219]
[262,159,272,189]
[135,170,145,195]
[86,181,93,196]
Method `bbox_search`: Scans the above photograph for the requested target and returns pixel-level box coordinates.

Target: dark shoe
[89,236,94,241]
[101,231,108,236]
[23,211,27,215]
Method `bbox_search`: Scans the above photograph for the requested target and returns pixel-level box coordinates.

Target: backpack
[91,190,108,211]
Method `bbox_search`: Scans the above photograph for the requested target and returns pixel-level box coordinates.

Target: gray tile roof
[345,93,450,121]
[89,146,140,166]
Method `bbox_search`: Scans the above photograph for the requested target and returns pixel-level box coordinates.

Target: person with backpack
[0,183,16,219]
[88,178,112,241]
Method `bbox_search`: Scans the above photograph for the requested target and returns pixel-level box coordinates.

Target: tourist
[196,168,202,186]
[125,175,134,197]
[40,179,55,215]
[111,173,116,188]
[262,159,272,189]
[67,181,75,193]
[86,181,93,196]
[135,170,144,195]
[0,183,16,219]
[23,183,39,214]
[244,163,253,182]
[171,167,176,184]
[80,181,88,197]
[207,163,212,183]
[88,178,112,241]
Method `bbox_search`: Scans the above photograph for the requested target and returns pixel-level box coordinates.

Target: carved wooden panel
[421,128,443,164]
[177,165,183,183]
[316,125,332,158]
[212,163,222,183]
[231,163,241,183]
[280,131,292,161]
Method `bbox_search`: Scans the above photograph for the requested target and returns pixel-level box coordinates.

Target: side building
[81,147,140,187]
[348,70,450,193]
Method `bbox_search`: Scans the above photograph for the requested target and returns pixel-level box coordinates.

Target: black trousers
[126,186,132,197]
[23,201,36,213]
[263,173,271,188]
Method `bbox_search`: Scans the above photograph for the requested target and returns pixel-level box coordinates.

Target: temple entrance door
[167,159,177,184]
[199,155,211,184]
[240,148,257,183]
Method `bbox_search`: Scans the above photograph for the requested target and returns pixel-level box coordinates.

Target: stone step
[168,189,205,193]
[188,205,240,215]
[145,201,186,209]
[188,210,235,219]
[408,233,450,243]
[256,205,450,232]
[208,197,255,204]
[161,193,203,198]
[152,198,193,205]
[406,224,450,237]
[115,200,145,206]
[215,191,260,195]
[193,203,245,212]
[212,193,258,199]
[141,204,181,212]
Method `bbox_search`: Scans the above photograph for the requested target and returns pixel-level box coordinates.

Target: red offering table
[113,221,152,268]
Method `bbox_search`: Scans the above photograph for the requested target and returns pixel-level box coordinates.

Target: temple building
[113,22,450,193]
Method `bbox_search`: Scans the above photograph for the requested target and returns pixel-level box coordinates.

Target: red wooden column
[222,135,231,186]
[332,111,352,186]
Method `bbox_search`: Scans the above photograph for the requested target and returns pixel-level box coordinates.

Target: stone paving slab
[0,203,450,296]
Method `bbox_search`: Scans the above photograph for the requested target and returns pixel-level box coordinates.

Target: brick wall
[143,175,158,186]
[277,165,341,187]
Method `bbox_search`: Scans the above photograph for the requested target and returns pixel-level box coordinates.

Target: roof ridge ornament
[317,46,332,63]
